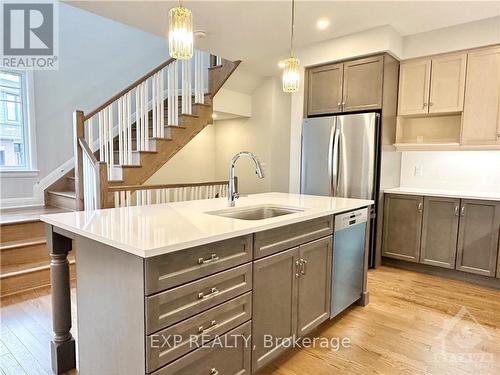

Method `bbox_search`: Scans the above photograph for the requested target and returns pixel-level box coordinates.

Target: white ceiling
[67,1,500,83]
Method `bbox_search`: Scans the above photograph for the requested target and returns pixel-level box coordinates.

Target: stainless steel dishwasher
[330,208,368,318]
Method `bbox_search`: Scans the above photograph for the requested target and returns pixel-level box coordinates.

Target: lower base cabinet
[456,199,500,277]
[420,196,460,269]
[252,237,332,372]
[152,322,252,375]
[383,194,500,278]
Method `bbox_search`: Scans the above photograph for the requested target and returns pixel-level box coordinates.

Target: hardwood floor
[0,267,498,375]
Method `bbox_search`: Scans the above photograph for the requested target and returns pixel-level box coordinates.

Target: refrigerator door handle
[327,124,335,196]
[331,124,341,197]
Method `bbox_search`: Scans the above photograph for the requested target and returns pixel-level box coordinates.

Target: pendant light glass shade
[168,6,193,59]
[282,57,300,93]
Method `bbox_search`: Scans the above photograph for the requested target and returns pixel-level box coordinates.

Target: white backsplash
[400,151,500,194]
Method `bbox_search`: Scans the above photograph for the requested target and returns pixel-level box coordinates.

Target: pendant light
[282,0,300,93]
[168,1,193,59]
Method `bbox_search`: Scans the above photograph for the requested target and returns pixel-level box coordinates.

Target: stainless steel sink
[207,205,304,220]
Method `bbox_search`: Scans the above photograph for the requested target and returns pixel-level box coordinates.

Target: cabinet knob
[496,133,500,140]
[210,368,219,375]
[417,202,423,212]
[429,102,434,106]
[423,103,428,108]
[460,206,466,217]
[454,206,459,216]
[337,102,341,108]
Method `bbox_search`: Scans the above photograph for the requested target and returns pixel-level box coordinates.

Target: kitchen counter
[384,187,500,201]
[41,192,373,258]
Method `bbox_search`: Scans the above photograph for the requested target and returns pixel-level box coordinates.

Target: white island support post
[46,224,76,374]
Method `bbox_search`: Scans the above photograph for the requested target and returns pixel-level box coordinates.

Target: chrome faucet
[228,151,264,207]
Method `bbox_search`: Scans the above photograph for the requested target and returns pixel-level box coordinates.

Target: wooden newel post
[74,110,85,211]
[46,225,76,374]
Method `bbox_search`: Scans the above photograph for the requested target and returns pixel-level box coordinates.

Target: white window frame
[0,68,38,176]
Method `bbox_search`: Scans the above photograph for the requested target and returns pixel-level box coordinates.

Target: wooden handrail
[78,137,98,164]
[84,58,175,121]
[107,180,231,193]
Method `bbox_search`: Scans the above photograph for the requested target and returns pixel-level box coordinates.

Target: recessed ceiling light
[277,60,286,69]
[316,18,330,30]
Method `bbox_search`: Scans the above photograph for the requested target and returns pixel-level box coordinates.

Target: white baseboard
[0,196,44,209]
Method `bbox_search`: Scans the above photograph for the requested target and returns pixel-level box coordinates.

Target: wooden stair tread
[1,256,75,278]
[0,205,69,225]
[0,237,46,250]
[47,190,76,199]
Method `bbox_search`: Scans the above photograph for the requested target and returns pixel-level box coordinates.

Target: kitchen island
[41,192,373,374]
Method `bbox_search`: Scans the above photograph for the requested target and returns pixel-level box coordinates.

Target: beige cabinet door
[461,46,500,145]
[342,56,383,112]
[252,247,299,372]
[398,59,431,115]
[296,237,332,337]
[382,194,423,262]
[306,63,343,116]
[429,53,467,114]
[456,199,500,277]
[420,196,460,269]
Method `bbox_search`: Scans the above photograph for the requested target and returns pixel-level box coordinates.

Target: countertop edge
[41,201,373,258]
[384,188,500,202]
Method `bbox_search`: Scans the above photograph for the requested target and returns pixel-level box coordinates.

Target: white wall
[214,77,291,194]
[1,3,171,205]
[400,152,500,193]
[145,126,216,185]
[403,16,500,59]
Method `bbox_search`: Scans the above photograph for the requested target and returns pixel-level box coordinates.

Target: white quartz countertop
[41,192,373,258]
[384,187,500,201]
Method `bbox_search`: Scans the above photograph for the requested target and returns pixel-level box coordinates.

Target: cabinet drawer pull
[337,102,341,109]
[198,253,219,265]
[198,287,219,300]
[210,368,219,375]
[461,206,466,216]
[454,206,459,216]
[300,259,307,275]
[417,202,423,212]
[197,320,217,334]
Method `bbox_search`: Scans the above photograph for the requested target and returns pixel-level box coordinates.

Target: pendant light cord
[290,0,295,56]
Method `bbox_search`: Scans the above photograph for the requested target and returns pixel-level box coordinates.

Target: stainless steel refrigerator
[300,112,380,267]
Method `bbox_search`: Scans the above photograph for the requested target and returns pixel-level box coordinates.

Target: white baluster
[155,189,160,204]
[144,81,149,150]
[127,93,132,164]
[126,191,131,207]
[152,75,157,138]
[114,192,119,208]
[174,61,179,126]
[118,98,123,165]
[98,112,104,162]
[108,104,114,168]
[160,69,165,138]
[135,87,141,152]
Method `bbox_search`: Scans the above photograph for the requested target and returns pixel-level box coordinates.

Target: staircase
[0,207,76,296]
[0,52,240,297]
[72,51,240,210]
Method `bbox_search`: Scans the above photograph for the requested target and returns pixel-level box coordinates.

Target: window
[0,69,34,171]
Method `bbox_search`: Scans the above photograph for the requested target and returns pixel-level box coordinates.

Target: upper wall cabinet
[398,53,467,116]
[306,55,386,116]
[342,56,384,112]
[398,59,431,116]
[307,63,344,115]
[461,46,500,146]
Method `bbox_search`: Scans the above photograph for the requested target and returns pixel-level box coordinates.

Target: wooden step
[0,256,76,297]
[0,221,45,244]
[0,237,48,268]
[46,191,77,211]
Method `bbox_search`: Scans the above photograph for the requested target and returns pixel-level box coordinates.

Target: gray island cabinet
[42,193,372,375]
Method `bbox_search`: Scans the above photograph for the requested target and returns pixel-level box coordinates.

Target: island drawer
[145,235,253,295]
[146,292,252,372]
[151,321,252,375]
[254,216,334,259]
[146,263,253,334]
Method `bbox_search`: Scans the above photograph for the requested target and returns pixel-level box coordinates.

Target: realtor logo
[1,0,59,69]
